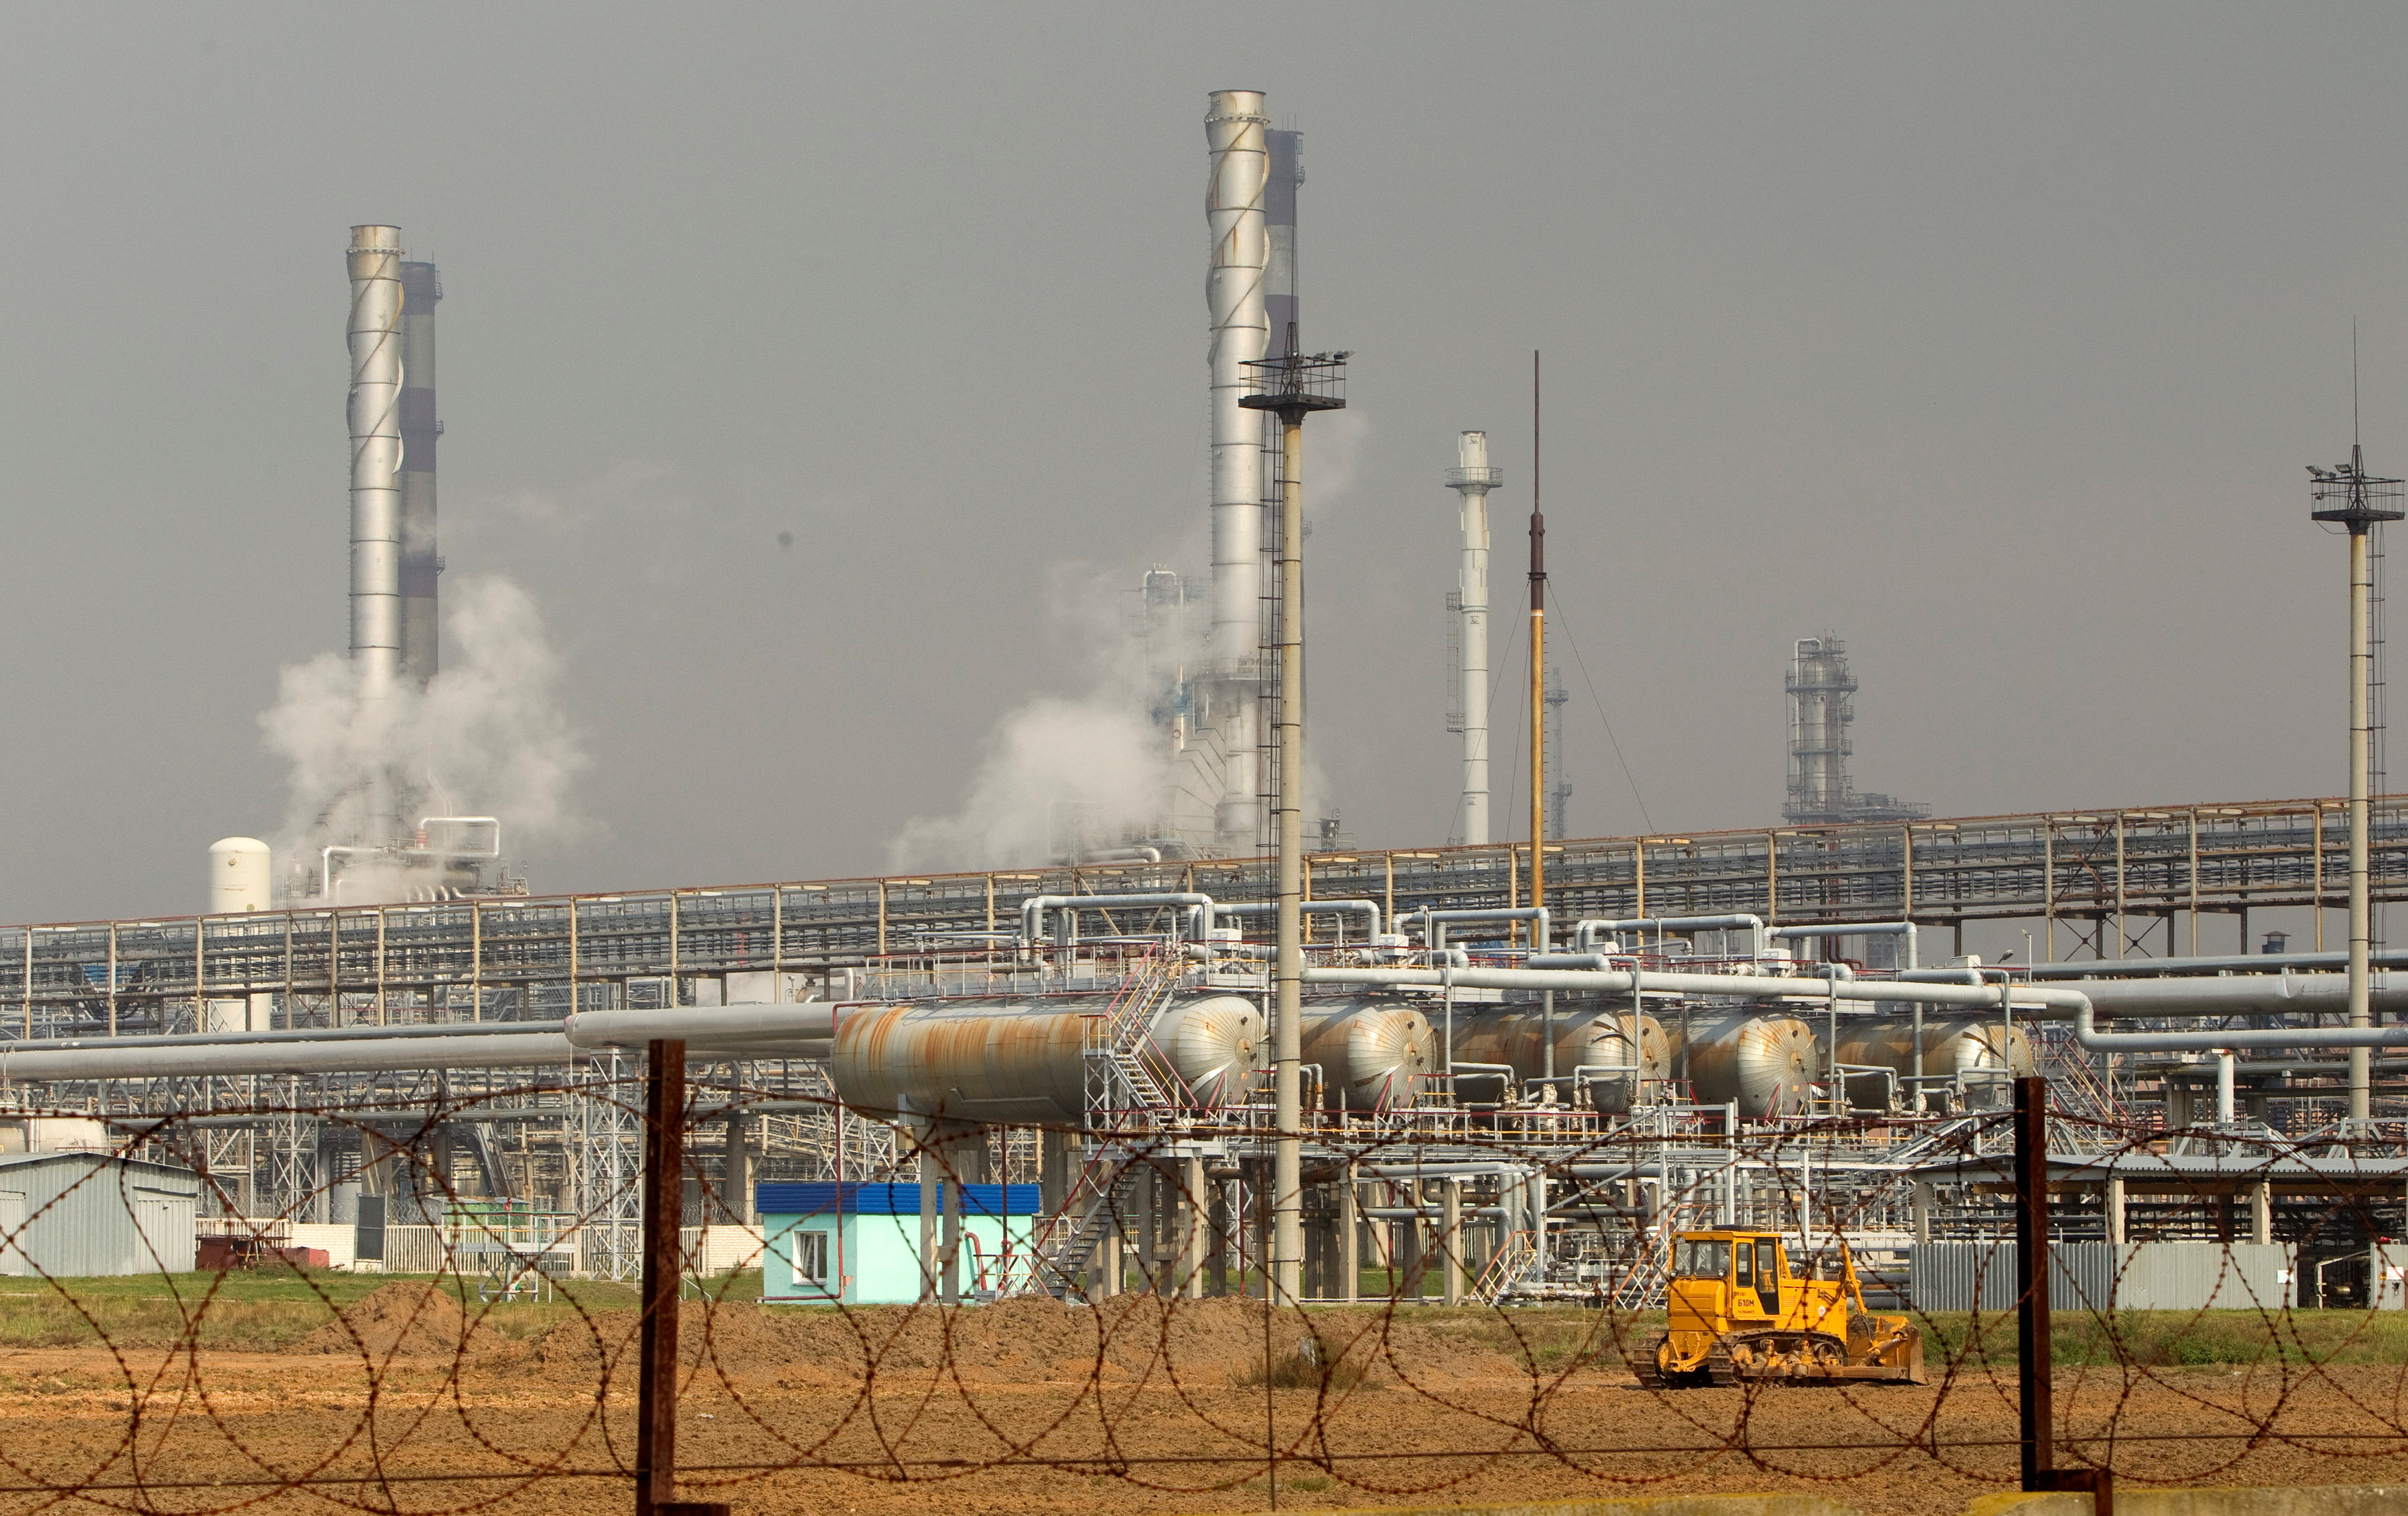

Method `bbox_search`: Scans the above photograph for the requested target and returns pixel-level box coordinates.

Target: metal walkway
[5,793,2403,1040]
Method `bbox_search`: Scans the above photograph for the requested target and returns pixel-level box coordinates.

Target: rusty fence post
[2014,1074,2111,1515]
[637,1039,730,1516]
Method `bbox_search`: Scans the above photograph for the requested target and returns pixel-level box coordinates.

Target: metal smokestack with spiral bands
[1204,91,1269,849]
[347,226,405,704]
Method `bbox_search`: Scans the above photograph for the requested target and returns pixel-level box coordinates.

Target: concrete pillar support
[1443,1178,1465,1306]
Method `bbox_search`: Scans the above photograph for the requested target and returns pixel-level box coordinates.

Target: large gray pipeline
[0,1030,573,1083]
[2067,971,2408,1019]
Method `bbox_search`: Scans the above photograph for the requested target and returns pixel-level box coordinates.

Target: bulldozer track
[1707,1329,1853,1386]
[1632,1332,1668,1390]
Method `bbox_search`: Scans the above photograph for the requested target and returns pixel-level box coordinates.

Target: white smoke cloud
[885,565,1172,874]
[1301,409,1372,514]
[259,575,588,900]
[885,695,1167,873]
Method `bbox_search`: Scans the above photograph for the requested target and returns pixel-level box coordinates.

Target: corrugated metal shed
[1912,1239,2299,1312]
[2115,1242,2294,1310]
[1910,1240,2114,1312]
[2375,1243,2408,1309]
[0,1150,200,1277]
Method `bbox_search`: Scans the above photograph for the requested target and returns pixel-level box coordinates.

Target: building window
[797,1229,829,1284]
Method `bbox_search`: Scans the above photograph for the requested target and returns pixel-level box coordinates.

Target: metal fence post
[2016,1073,2111,1514]
[637,1038,727,1516]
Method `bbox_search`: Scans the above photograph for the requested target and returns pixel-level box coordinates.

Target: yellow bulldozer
[1633,1230,1925,1388]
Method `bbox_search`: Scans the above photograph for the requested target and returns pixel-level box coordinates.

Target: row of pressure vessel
[821,992,2035,1125]
[1449,1004,2035,1118]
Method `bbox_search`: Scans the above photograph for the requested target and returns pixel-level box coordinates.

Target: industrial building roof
[0,1149,198,1186]
[756,1182,1040,1217]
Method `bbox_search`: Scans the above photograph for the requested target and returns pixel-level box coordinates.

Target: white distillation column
[1205,90,1269,849]
[1448,431,1501,845]
[347,225,406,840]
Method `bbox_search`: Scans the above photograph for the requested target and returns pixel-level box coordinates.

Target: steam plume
[259,575,587,900]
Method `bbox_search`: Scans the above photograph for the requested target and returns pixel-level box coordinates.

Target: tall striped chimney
[398,260,441,684]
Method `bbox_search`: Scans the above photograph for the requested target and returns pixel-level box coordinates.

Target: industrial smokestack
[1264,129,1301,359]
[347,226,405,703]
[1446,431,1501,845]
[1205,91,1269,849]
[398,260,441,685]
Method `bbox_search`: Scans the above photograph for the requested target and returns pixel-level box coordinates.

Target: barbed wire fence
[6,1059,2408,1515]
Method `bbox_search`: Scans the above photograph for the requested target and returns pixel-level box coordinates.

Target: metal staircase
[2035,1024,2125,1149]
[1011,952,1195,1298]
[1084,950,1190,1120]
[1607,1226,1673,1310]
[1015,1140,1150,1298]
[1472,1228,1538,1303]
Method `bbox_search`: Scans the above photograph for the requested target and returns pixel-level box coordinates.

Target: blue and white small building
[757,1182,1039,1305]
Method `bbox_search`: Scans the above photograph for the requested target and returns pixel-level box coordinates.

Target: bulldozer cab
[1668,1231,1859,1335]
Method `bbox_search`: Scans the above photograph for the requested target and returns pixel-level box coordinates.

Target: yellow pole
[1529,351,1551,1081]
[1529,350,1545,911]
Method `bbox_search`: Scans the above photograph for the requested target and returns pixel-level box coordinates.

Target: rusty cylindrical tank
[1297,999,1435,1112]
[1151,993,1262,1107]
[1830,1017,2034,1112]
[826,993,1263,1125]
[1448,1006,1669,1112]
[1666,1011,1818,1120]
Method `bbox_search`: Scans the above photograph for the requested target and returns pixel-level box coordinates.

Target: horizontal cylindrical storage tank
[1298,999,1434,1112]
[1152,994,1260,1107]
[827,1001,1090,1125]
[208,838,272,914]
[1831,1017,2034,1111]
[825,993,1265,1125]
[1449,1006,1668,1112]
[1667,1011,1817,1120]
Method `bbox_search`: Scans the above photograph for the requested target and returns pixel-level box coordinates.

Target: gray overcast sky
[3,3,2404,925]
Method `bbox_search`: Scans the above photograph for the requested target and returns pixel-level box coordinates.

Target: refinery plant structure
[4,91,2407,1310]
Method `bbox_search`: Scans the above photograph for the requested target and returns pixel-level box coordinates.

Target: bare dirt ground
[3,1286,2406,1516]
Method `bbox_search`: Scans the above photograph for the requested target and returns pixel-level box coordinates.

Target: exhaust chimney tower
[1783,634,1927,825]
[1445,431,1501,845]
[347,226,405,704]
[1263,129,1302,355]
[1784,636,1856,824]
[1204,91,1270,849]
[398,259,441,684]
